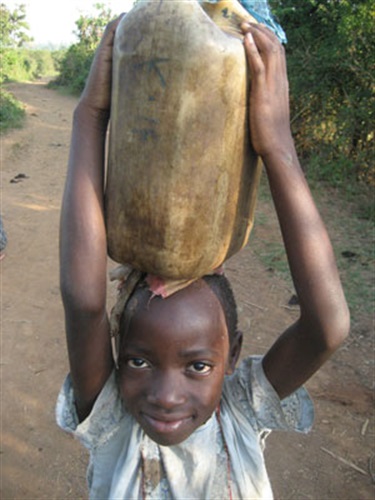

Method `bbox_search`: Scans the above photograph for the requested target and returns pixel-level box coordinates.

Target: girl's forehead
[131,278,224,318]
[123,280,229,347]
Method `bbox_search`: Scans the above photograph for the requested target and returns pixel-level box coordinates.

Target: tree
[54,4,115,93]
[270,0,374,184]
[0,3,32,47]
[74,3,114,50]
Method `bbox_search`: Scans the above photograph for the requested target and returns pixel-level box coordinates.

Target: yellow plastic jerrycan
[105,0,262,280]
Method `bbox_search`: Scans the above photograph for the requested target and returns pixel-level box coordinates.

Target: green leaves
[54,4,116,94]
[0,89,25,133]
[0,3,32,48]
[270,0,374,185]
[74,3,114,51]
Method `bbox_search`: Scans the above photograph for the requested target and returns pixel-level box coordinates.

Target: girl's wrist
[259,135,296,167]
[74,100,110,134]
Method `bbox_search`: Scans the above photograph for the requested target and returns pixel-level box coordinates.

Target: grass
[0,88,25,133]
[46,80,78,95]
[252,176,292,285]
[252,170,374,321]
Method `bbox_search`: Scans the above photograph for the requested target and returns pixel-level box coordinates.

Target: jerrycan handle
[199,0,287,42]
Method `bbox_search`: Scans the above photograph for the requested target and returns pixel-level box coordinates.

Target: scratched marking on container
[131,58,170,142]
[133,57,169,88]
[131,128,158,142]
[139,116,159,125]
[132,117,160,142]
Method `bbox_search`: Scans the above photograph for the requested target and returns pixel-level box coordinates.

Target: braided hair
[202,274,239,345]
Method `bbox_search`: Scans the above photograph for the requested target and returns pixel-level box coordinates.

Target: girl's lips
[142,413,193,434]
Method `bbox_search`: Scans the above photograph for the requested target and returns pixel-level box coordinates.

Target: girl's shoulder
[222,356,314,434]
[56,371,128,450]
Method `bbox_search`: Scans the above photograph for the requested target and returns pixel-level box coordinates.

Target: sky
[3,0,136,47]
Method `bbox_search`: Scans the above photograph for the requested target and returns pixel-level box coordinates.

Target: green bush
[307,153,355,187]
[1,47,57,83]
[271,0,374,186]
[0,89,25,132]
[32,49,56,77]
[0,48,57,133]
[51,4,115,94]
[53,43,94,94]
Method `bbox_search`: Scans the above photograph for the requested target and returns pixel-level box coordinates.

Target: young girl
[56,16,349,499]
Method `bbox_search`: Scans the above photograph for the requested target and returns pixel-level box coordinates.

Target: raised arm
[242,23,350,399]
[60,17,123,421]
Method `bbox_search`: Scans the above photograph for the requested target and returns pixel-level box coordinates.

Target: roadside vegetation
[254,175,374,326]
[0,88,25,132]
[272,0,374,188]
[49,4,115,95]
[0,3,60,133]
[255,0,374,327]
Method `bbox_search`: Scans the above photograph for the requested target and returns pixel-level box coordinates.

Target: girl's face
[118,281,238,446]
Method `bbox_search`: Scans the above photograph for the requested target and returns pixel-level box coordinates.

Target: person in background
[0,215,8,260]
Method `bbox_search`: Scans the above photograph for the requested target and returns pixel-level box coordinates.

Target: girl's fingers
[101,14,125,48]
[242,22,283,57]
[244,22,280,45]
[243,23,287,84]
[243,31,265,77]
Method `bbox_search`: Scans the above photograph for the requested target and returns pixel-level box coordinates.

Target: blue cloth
[0,216,7,253]
[240,0,287,42]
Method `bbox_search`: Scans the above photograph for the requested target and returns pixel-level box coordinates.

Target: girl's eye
[127,358,149,369]
[188,362,212,374]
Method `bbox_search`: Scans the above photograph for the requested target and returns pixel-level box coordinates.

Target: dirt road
[1,80,374,499]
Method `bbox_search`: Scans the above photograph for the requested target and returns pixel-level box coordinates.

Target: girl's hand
[79,14,125,123]
[242,23,293,161]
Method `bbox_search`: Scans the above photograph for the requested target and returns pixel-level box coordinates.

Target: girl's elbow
[321,301,351,354]
[60,278,106,318]
[302,299,350,356]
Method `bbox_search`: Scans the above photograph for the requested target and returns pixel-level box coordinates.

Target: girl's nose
[147,371,186,410]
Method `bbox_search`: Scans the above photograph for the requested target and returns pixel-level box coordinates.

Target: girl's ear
[226,330,243,375]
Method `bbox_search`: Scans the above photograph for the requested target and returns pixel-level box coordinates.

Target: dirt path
[1,80,374,499]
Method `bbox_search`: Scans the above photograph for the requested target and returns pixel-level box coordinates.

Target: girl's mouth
[142,413,193,435]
